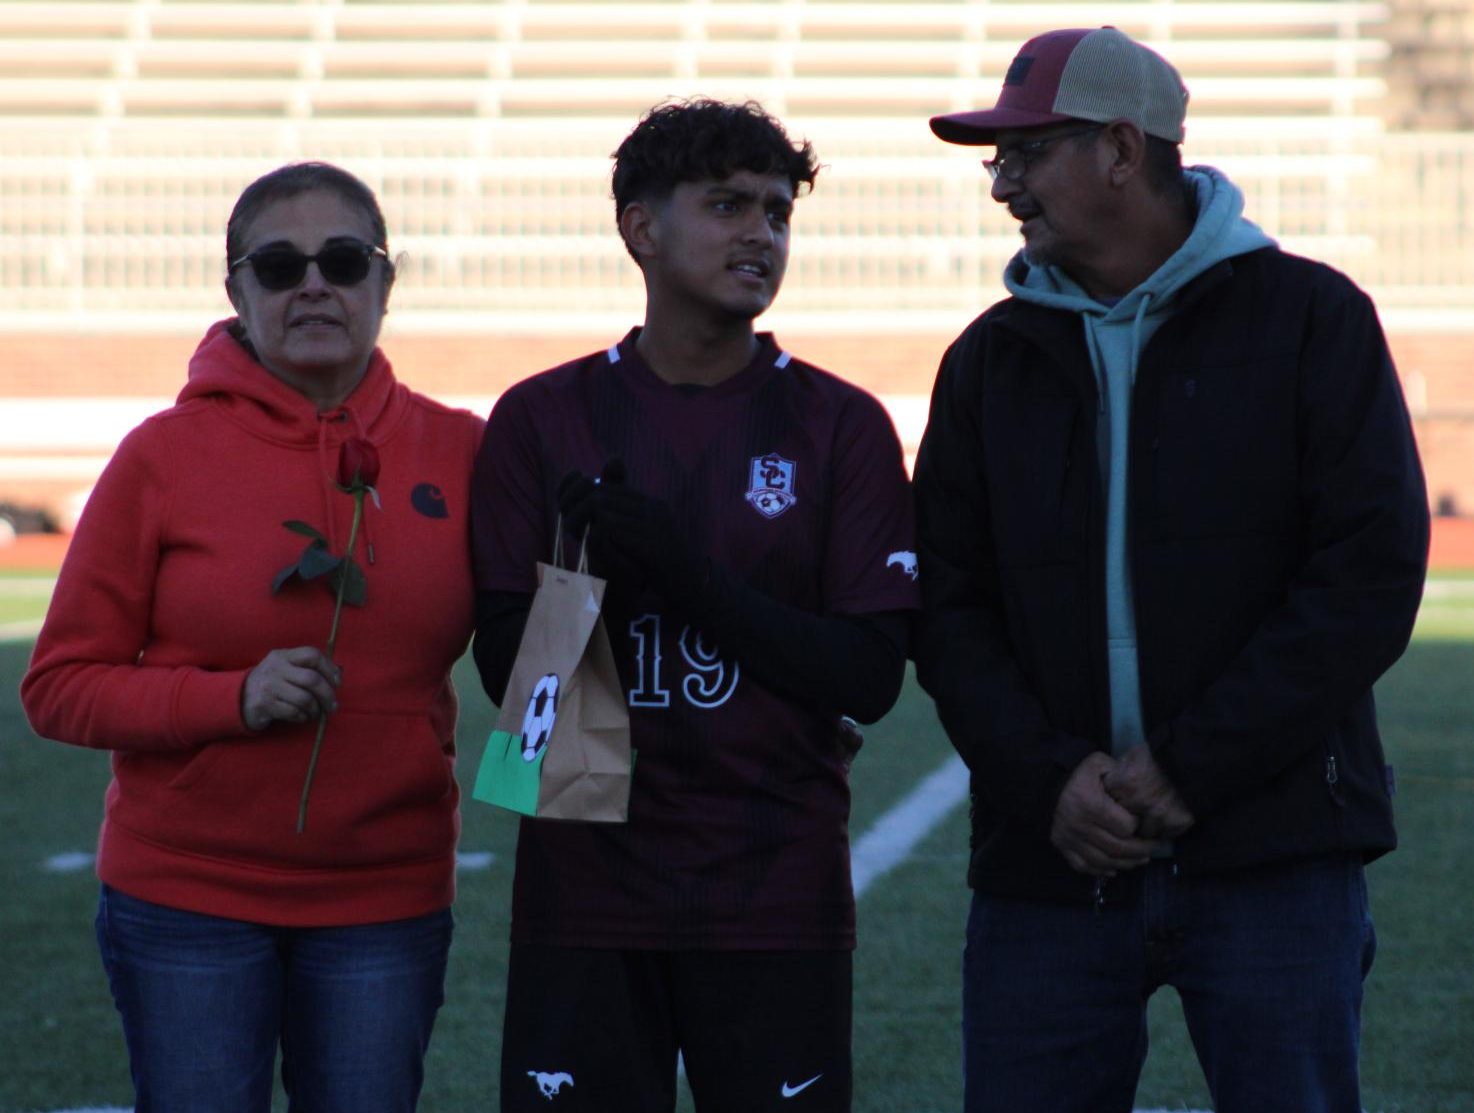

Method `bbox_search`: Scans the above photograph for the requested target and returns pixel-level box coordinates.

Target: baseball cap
[930,27,1188,146]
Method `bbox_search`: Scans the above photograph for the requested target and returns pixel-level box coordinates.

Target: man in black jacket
[914,27,1428,1113]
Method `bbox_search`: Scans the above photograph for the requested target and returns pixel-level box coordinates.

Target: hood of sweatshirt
[1002,164,1276,326]
[178,318,408,443]
[178,318,410,556]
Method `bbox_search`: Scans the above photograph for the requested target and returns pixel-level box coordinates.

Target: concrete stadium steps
[0,1,1392,122]
[0,0,1459,321]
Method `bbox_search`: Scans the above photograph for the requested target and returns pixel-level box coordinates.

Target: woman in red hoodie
[22,162,484,1112]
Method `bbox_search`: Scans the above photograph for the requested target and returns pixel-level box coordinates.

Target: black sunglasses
[228,240,388,292]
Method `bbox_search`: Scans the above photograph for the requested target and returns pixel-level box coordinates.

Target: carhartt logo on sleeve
[887,550,919,581]
[411,482,449,519]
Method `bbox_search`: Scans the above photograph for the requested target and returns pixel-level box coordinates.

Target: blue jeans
[962,854,1375,1113]
[95,885,452,1113]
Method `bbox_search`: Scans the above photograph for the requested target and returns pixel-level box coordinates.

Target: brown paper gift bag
[472,531,633,822]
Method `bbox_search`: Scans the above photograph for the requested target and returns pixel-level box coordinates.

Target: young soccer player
[470,99,920,1112]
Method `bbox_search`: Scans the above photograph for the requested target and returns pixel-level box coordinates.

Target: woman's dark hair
[225,161,393,286]
[611,98,820,225]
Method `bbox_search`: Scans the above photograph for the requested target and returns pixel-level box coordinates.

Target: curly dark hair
[611,98,820,227]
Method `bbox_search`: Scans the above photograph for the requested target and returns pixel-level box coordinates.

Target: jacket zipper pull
[1092,877,1106,915]
[1325,753,1339,787]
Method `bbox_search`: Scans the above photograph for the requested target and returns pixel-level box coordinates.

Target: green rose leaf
[331,556,368,607]
[298,541,343,582]
[271,560,300,595]
[283,519,329,543]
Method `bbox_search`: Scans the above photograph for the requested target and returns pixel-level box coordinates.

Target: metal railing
[4,0,1467,329]
[1,121,1470,329]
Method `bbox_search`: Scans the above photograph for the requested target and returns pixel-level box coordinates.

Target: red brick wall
[1,331,946,398]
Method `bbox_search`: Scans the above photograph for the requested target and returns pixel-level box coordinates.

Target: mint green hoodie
[1003,166,1276,758]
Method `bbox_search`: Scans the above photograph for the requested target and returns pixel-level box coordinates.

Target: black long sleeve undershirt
[473,580,910,726]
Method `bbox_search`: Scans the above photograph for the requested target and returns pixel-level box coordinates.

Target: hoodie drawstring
[1082,315,1109,415]
[1128,293,1152,392]
[314,417,339,552]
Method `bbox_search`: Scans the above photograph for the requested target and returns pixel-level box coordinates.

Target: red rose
[275,434,382,832]
[337,437,380,490]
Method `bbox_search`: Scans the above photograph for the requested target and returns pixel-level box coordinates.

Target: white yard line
[852,753,969,897]
[0,617,44,642]
[43,852,95,873]
[0,577,53,640]
[1423,579,1474,599]
[0,576,59,595]
[455,850,495,871]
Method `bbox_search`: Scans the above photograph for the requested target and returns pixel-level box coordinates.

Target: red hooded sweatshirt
[22,321,485,926]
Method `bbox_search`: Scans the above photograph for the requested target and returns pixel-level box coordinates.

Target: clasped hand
[1049,746,1195,878]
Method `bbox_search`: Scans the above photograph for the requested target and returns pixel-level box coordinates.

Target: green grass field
[2,576,1471,1112]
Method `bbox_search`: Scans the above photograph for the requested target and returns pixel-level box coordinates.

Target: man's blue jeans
[95,884,453,1113]
[962,854,1376,1113]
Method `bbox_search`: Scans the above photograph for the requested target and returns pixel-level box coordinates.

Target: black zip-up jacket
[913,247,1429,905]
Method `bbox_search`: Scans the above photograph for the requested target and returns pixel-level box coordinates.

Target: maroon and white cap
[930,27,1188,146]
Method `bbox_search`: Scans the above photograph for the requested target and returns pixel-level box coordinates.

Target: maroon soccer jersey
[473,329,919,950]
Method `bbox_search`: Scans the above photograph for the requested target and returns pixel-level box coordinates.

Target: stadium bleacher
[0,0,1440,317]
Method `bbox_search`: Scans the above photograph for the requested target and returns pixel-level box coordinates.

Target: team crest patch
[746,453,797,519]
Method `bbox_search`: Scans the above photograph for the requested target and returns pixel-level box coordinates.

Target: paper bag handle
[552,513,590,574]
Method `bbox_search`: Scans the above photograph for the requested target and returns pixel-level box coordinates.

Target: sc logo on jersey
[745,453,797,519]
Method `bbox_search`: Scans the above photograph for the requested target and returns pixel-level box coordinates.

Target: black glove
[583,458,708,605]
[555,459,631,536]
[555,468,599,535]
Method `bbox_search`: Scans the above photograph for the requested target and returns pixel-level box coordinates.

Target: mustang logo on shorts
[528,1070,574,1100]
[746,453,797,519]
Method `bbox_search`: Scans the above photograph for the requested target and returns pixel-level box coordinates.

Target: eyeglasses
[228,240,388,292]
[983,125,1105,182]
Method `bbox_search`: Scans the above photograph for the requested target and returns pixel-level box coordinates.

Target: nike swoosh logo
[781,1074,822,1098]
